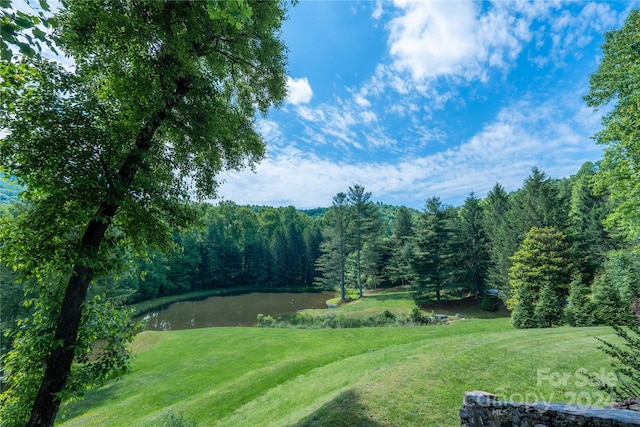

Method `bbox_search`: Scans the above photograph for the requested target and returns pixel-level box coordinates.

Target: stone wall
[460,391,640,426]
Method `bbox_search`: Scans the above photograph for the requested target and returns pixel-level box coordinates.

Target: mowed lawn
[56,296,618,426]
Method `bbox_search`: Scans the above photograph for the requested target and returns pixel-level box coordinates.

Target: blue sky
[216,0,638,210]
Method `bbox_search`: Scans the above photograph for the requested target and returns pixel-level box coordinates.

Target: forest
[3,161,637,339]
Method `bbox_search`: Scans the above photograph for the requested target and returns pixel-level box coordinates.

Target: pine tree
[564,274,594,327]
[316,193,349,301]
[458,192,489,296]
[482,183,513,299]
[511,285,538,329]
[535,282,564,327]
[508,227,572,328]
[592,255,636,326]
[411,197,459,304]
[386,206,416,287]
[347,184,382,297]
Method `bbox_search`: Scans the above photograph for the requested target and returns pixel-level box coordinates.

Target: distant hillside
[301,207,329,218]
[0,177,22,204]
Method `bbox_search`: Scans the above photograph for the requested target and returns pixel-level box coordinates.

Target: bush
[158,410,197,427]
[409,306,430,324]
[256,314,275,327]
[255,309,439,329]
[480,294,498,312]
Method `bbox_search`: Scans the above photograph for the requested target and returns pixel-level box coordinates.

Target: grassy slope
[57,295,617,427]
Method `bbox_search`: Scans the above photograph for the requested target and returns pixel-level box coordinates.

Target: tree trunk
[26,104,173,426]
[26,222,111,427]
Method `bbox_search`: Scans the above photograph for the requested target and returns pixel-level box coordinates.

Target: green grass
[303,290,508,322]
[56,307,618,427]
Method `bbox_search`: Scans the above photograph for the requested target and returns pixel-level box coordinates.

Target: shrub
[480,294,498,312]
[256,314,275,327]
[158,410,197,427]
[409,306,430,324]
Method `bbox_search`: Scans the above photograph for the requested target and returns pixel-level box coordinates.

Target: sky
[214,0,639,210]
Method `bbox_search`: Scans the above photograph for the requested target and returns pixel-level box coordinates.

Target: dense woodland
[2,162,638,337]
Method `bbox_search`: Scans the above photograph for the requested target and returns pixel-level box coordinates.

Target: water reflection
[138,292,334,331]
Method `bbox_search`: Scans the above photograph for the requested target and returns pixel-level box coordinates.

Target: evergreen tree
[302,221,323,286]
[482,183,512,298]
[316,193,349,300]
[386,206,416,287]
[511,285,538,329]
[535,282,564,327]
[592,251,639,326]
[564,274,594,327]
[508,227,572,328]
[568,162,615,283]
[509,167,568,232]
[458,192,489,296]
[347,184,381,297]
[411,197,459,304]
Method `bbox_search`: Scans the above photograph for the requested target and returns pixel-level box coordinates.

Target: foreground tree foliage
[0,0,289,425]
[585,9,640,243]
[585,9,640,401]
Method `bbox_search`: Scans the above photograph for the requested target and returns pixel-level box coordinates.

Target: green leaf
[39,0,50,12]
[32,26,46,42]
[14,15,35,29]
[16,41,36,57]
[0,0,11,8]
[1,42,13,61]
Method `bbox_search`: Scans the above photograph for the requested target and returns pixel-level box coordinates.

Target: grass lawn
[56,293,619,426]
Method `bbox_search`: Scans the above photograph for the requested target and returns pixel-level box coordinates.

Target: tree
[585,9,640,242]
[316,192,349,301]
[568,162,616,283]
[508,227,572,328]
[347,184,381,298]
[1,0,58,61]
[385,206,416,287]
[0,1,289,425]
[411,197,459,304]
[482,183,512,298]
[511,285,538,329]
[592,251,639,326]
[564,274,594,327]
[458,192,489,296]
[485,169,569,304]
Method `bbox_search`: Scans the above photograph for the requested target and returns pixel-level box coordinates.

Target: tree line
[2,162,637,338]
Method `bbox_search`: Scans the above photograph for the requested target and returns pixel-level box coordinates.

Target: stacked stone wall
[460,391,640,426]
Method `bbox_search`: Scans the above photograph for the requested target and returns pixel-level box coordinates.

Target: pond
[137,291,335,331]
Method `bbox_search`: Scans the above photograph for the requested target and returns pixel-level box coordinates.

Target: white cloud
[218,95,603,209]
[388,1,482,81]
[372,1,384,20]
[286,77,313,105]
[381,1,620,92]
[354,93,371,107]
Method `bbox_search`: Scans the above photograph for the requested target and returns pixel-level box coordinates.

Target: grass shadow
[365,293,412,302]
[56,379,124,424]
[288,389,389,427]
